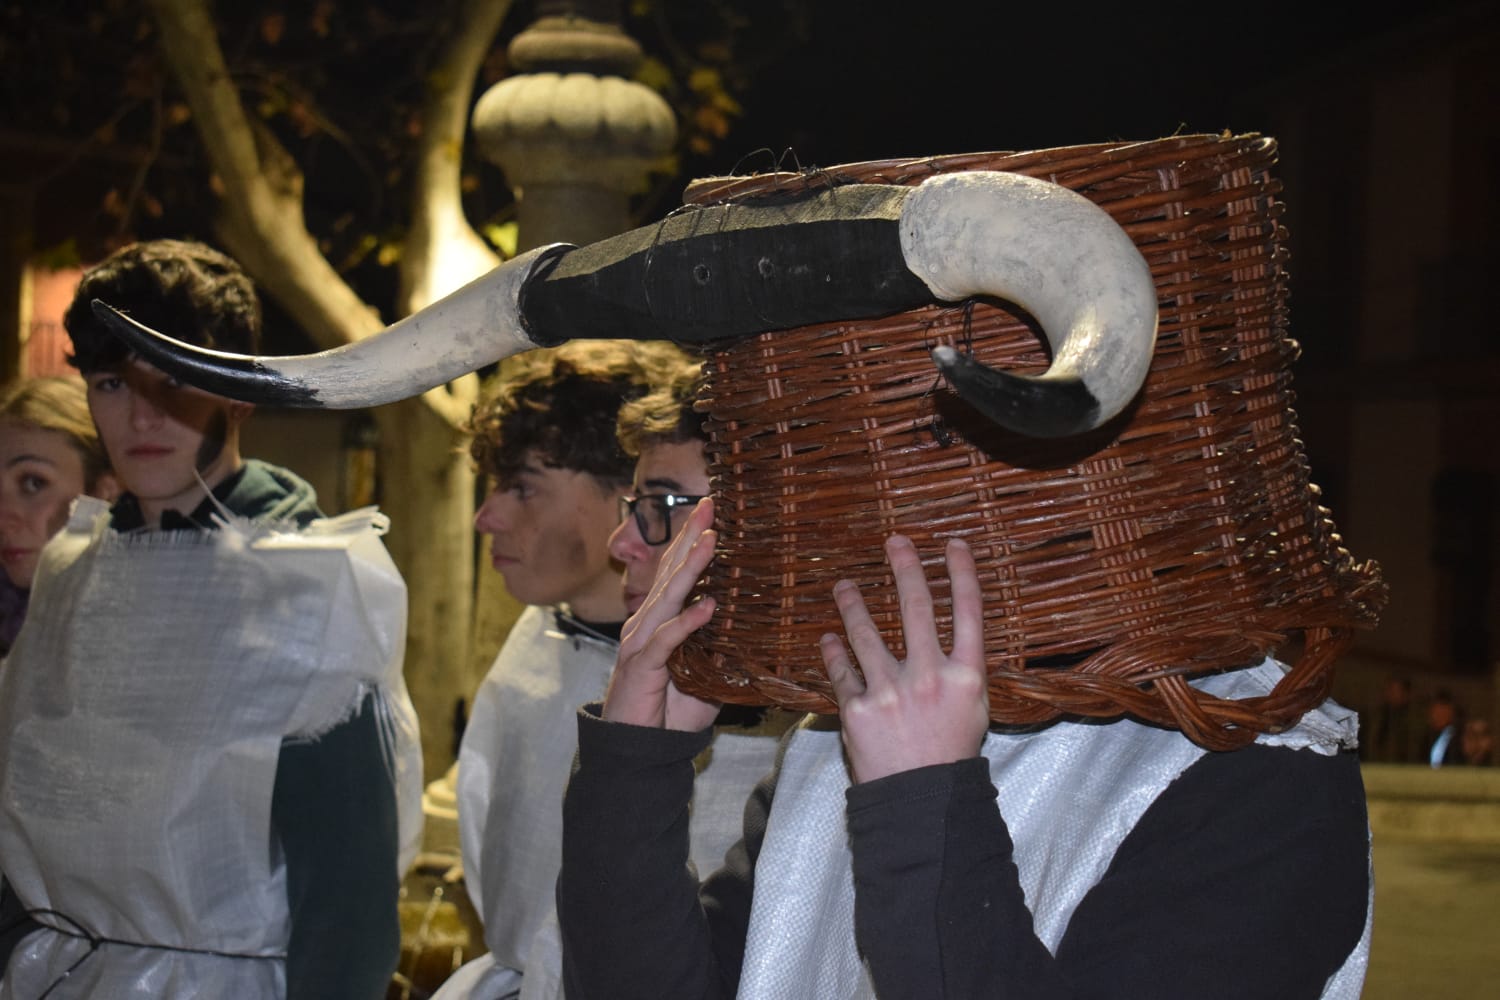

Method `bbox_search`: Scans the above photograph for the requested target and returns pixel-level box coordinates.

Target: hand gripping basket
[668,134,1386,750]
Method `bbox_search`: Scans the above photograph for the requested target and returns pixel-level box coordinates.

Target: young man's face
[84,359,250,527]
[608,438,710,617]
[473,449,626,622]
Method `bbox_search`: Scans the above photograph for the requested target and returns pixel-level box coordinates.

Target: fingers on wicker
[945,537,983,667]
[625,500,716,652]
[820,632,865,705]
[833,576,894,687]
[887,534,942,663]
[656,498,714,591]
[644,593,717,664]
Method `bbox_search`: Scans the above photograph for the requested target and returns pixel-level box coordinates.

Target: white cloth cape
[438,606,786,1000]
[0,499,423,999]
[736,660,1374,1000]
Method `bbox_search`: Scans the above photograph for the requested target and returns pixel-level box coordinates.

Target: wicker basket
[668,134,1386,750]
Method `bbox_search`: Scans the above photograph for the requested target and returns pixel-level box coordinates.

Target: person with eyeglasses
[608,366,711,619]
[607,356,799,871]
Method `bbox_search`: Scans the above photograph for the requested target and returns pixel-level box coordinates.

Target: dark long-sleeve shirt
[559,704,1369,999]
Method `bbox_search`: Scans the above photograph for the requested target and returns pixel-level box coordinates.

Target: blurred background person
[1460,718,1493,767]
[1363,674,1423,764]
[0,240,419,999]
[1426,690,1465,767]
[441,342,662,1000]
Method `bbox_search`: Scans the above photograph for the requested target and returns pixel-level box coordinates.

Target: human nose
[608,506,649,564]
[0,489,20,529]
[473,490,509,534]
[127,384,165,429]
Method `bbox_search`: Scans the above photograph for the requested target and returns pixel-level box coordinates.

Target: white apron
[0,499,423,999]
[439,606,790,1000]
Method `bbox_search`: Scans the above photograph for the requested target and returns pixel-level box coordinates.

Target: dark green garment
[1,459,400,1000]
[109,457,322,531]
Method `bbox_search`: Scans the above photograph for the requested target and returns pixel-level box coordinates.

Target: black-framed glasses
[618,493,706,546]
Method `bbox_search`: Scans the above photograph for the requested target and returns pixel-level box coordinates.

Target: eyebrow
[638,476,688,493]
[4,453,57,470]
[500,462,551,487]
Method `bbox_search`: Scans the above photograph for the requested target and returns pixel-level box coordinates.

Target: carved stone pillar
[470,1,677,250]
[457,4,680,761]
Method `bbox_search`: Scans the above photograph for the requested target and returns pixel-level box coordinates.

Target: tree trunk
[376,396,477,782]
[146,0,513,780]
[0,193,30,382]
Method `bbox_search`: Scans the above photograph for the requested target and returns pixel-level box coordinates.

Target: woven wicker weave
[667,134,1386,750]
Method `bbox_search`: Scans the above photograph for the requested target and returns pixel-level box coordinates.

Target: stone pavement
[1361,765,1500,999]
[1365,839,1500,998]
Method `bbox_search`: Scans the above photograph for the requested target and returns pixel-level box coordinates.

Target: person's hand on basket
[603,497,723,732]
[820,535,990,784]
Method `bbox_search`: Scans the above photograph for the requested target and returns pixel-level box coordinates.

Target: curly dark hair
[63,239,261,373]
[467,342,690,489]
[616,353,707,457]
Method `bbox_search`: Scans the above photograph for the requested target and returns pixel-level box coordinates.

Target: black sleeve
[272,691,402,1000]
[846,745,1370,1000]
[558,703,774,1000]
[1055,745,1369,998]
[0,877,39,974]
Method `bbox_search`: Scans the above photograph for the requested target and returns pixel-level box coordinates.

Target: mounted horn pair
[93,171,1158,438]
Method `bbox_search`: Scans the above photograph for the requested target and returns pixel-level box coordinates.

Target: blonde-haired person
[0,376,118,651]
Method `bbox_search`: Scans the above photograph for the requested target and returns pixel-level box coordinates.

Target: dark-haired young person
[606,354,798,882]
[442,342,664,1000]
[0,239,422,1000]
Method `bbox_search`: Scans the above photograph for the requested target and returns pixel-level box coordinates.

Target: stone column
[432,1,681,857]
[464,3,678,690]
[466,0,678,674]
[469,0,677,250]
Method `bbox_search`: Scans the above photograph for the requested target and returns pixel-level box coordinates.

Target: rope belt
[8,907,283,999]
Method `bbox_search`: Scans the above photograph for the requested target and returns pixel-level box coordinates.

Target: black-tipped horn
[97,172,1156,431]
[90,244,572,408]
[929,346,1101,439]
[900,172,1157,436]
[92,302,321,406]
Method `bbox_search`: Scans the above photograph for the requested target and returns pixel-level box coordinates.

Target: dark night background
[672,0,1488,175]
[5,0,1490,275]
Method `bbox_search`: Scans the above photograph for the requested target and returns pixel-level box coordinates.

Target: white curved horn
[901,171,1158,436]
[93,244,569,408]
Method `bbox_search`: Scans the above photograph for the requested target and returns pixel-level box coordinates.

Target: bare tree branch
[144,0,383,351]
[398,0,516,420]
[401,0,511,313]
[144,0,486,427]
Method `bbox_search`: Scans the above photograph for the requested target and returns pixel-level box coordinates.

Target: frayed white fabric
[736,660,1370,1000]
[0,499,421,1000]
[450,606,618,994]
